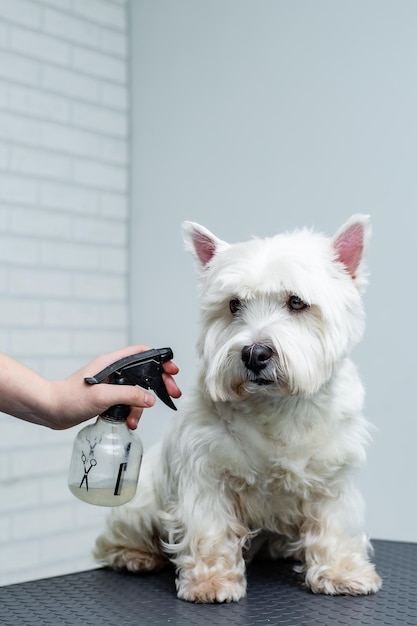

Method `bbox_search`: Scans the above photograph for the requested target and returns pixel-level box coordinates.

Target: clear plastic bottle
[68,414,143,507]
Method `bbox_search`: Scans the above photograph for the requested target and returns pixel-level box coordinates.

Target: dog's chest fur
[217,402,341,495]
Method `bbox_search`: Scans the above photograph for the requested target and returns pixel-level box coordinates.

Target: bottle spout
[84,347,177,410]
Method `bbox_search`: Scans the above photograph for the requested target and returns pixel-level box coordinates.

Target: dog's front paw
[306,562,382,596]
[176,568,247,603]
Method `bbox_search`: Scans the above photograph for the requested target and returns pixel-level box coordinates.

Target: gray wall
[130,1,417,542]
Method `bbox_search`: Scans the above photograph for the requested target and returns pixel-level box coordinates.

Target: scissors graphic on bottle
[79,452,97,491]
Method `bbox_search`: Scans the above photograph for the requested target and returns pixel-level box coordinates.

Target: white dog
[94,216,381,603]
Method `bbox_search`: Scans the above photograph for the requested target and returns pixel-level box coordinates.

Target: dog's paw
[94,536,165,573]
[306,562,382,595]
[110,548,166,573]
[176,569,247,603]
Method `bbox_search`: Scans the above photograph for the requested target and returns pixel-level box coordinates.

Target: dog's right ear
[182,221,229,270]
[332,214,371,289]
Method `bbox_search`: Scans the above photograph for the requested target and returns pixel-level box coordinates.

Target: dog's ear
[182,221,229,269]
[332,215,371,285]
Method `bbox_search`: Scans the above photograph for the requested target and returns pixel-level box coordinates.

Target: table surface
[0,539,416,626]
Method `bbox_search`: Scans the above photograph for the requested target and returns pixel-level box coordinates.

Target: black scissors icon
[79,452,97,491]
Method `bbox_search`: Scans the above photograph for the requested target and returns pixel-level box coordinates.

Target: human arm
[0,346,181,430]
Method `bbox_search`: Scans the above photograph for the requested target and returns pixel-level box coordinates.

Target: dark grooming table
[0,540,415,625]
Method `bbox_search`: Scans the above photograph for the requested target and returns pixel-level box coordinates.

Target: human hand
[48,345,181,430]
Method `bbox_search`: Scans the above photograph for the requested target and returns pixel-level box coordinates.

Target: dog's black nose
[241,344,273,373]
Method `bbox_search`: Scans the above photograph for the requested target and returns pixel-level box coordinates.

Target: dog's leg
[298,492,382,595]
[173,532,248,603]
[165,497,249,603]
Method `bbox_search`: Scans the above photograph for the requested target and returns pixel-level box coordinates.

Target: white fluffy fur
[94,216,381,603]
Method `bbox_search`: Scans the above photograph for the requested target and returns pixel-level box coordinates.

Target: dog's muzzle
[241,344,273,375]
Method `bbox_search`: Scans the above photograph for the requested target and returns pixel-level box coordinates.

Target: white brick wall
[0,0,130,586]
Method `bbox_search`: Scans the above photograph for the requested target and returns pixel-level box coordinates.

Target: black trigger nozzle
[85,347,177,411]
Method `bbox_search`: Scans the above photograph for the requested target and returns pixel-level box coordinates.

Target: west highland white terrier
[94,216,381,603]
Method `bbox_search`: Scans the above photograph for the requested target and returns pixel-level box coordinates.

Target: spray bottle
[68,347,176,507]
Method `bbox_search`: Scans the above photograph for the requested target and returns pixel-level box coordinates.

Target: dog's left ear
[332,215,371,285]
[183,221,229,270]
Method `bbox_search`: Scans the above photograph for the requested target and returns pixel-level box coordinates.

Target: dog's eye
[229,299,242,315]
[288,295,308,311]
